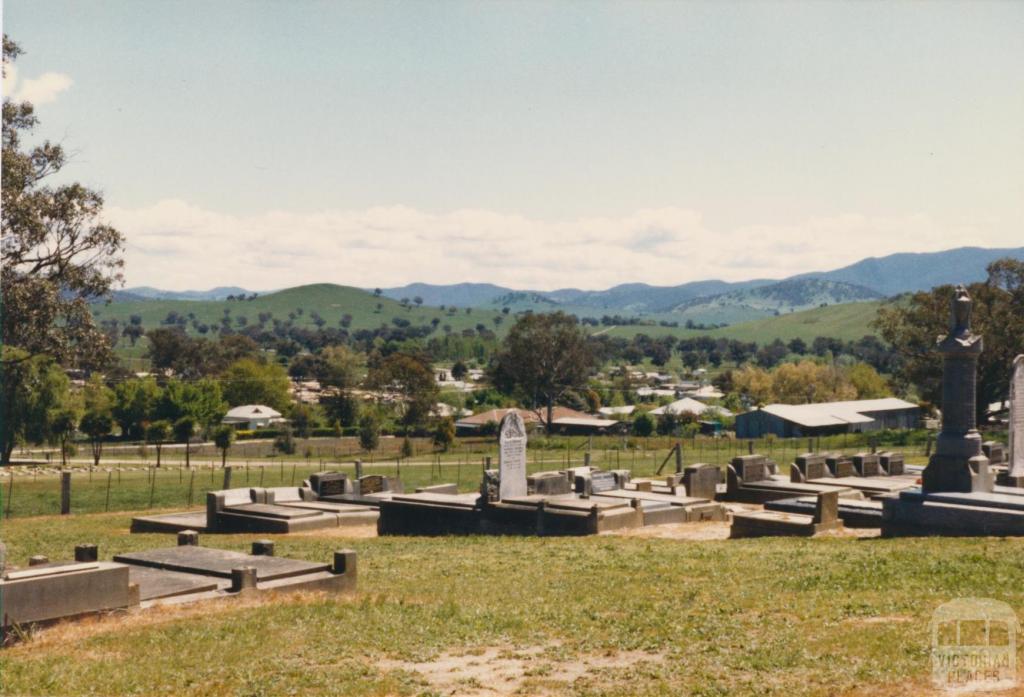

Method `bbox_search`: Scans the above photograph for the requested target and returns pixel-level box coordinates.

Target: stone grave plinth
[731,491,843,538]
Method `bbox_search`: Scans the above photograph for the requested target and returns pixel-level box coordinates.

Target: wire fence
[0,432,939,519]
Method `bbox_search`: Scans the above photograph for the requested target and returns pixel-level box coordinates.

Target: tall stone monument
[1006,355,1024,485]
[498,411,528,499]
[922,285,988,493]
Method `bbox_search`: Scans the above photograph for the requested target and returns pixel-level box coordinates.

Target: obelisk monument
[921,285,988,493]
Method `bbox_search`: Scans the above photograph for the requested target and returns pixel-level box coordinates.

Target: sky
[3,0,1023,291]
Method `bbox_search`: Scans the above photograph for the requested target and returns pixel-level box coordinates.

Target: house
[455,407,625,435]
[221,404,287,430]
[598,405,636,417]
[734,398,920,438]
[650,397,733,419]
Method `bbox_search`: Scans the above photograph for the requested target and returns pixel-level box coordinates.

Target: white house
[650,397,733,418]
[221,405,286,430]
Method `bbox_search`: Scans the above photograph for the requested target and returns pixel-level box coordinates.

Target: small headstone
[358,474,386,495]
[178,530,200,546]
[684,464,719,501]
[498,411,528,499]
[1010,355,1024,480]
[528,471,571,496]
[29,555,49,566]
[879,452,905,476]
[853,453,882,477]
[794,454,828,481]
[310,472,349,497]
[731,455,768,483]
[826,455,854,478]
[589,471,618,494]
[354,460,363,479]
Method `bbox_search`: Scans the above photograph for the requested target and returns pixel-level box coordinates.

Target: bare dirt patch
[604,521,733,541]
[377,644,664,696]
[289,523,379,539]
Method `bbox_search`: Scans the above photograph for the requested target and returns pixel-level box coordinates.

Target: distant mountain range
[378,246,1024,323]
[120,246,1023,327]
[119,286,257,302]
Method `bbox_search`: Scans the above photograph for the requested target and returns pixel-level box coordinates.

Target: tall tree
[2,36,124,462]
[221,358,291,411]
[145,420,172,468]
[173,416,197,468]
[213,425,235,468]
[489,312,597,432]
[0,349,71,463]
[2,37,125,369]
[80,410,113,468]
[366,352,438,433]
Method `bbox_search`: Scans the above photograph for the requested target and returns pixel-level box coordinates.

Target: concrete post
[251,540,275,556]
[177,530,200,546]
[230,566,258,593]
[222,466,233,489]
[60,471,71,515]
[74,544,98,562]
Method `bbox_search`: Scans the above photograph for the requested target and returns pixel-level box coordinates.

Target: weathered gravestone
[732,455,768,483]
[588,471,619,495]
[853,453,882,477]
[684,464,720,501]
[825,454,855,478]
[310,472,348,497]
[879,452,905,476]
[792,454,828,482]
[358,474,386,495]
[498,411,528,499]
[1002,355,1024,486]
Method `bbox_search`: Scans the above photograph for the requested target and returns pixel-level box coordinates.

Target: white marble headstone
[498,411,528,499]
[1010,355,1024,478]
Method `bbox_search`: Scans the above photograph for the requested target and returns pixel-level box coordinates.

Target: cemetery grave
[378,411,727,536]
[730,490,843,538]
[130,470,393,534]
[0,535,356,633]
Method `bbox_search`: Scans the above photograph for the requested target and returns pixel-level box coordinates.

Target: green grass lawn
[0,510,1019,696]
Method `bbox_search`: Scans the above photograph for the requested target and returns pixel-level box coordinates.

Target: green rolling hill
[94,283,506,336]
[596,300,884,343]
[95,283,885,353]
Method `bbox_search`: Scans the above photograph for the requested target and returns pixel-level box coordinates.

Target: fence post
[148,467,157,508]
[60,470,71,515]
[5,473,14,518]
[188,468,196,507]
[223,466,233,489]
[105,471,112,512]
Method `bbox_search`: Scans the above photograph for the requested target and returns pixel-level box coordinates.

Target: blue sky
[4,1,1023,290]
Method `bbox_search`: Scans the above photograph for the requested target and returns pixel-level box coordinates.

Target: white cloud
[12,71,73,105]
[105,199,1022,291]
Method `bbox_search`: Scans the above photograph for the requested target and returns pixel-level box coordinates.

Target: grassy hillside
[598,300,883,343]
[94,283,505,335]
